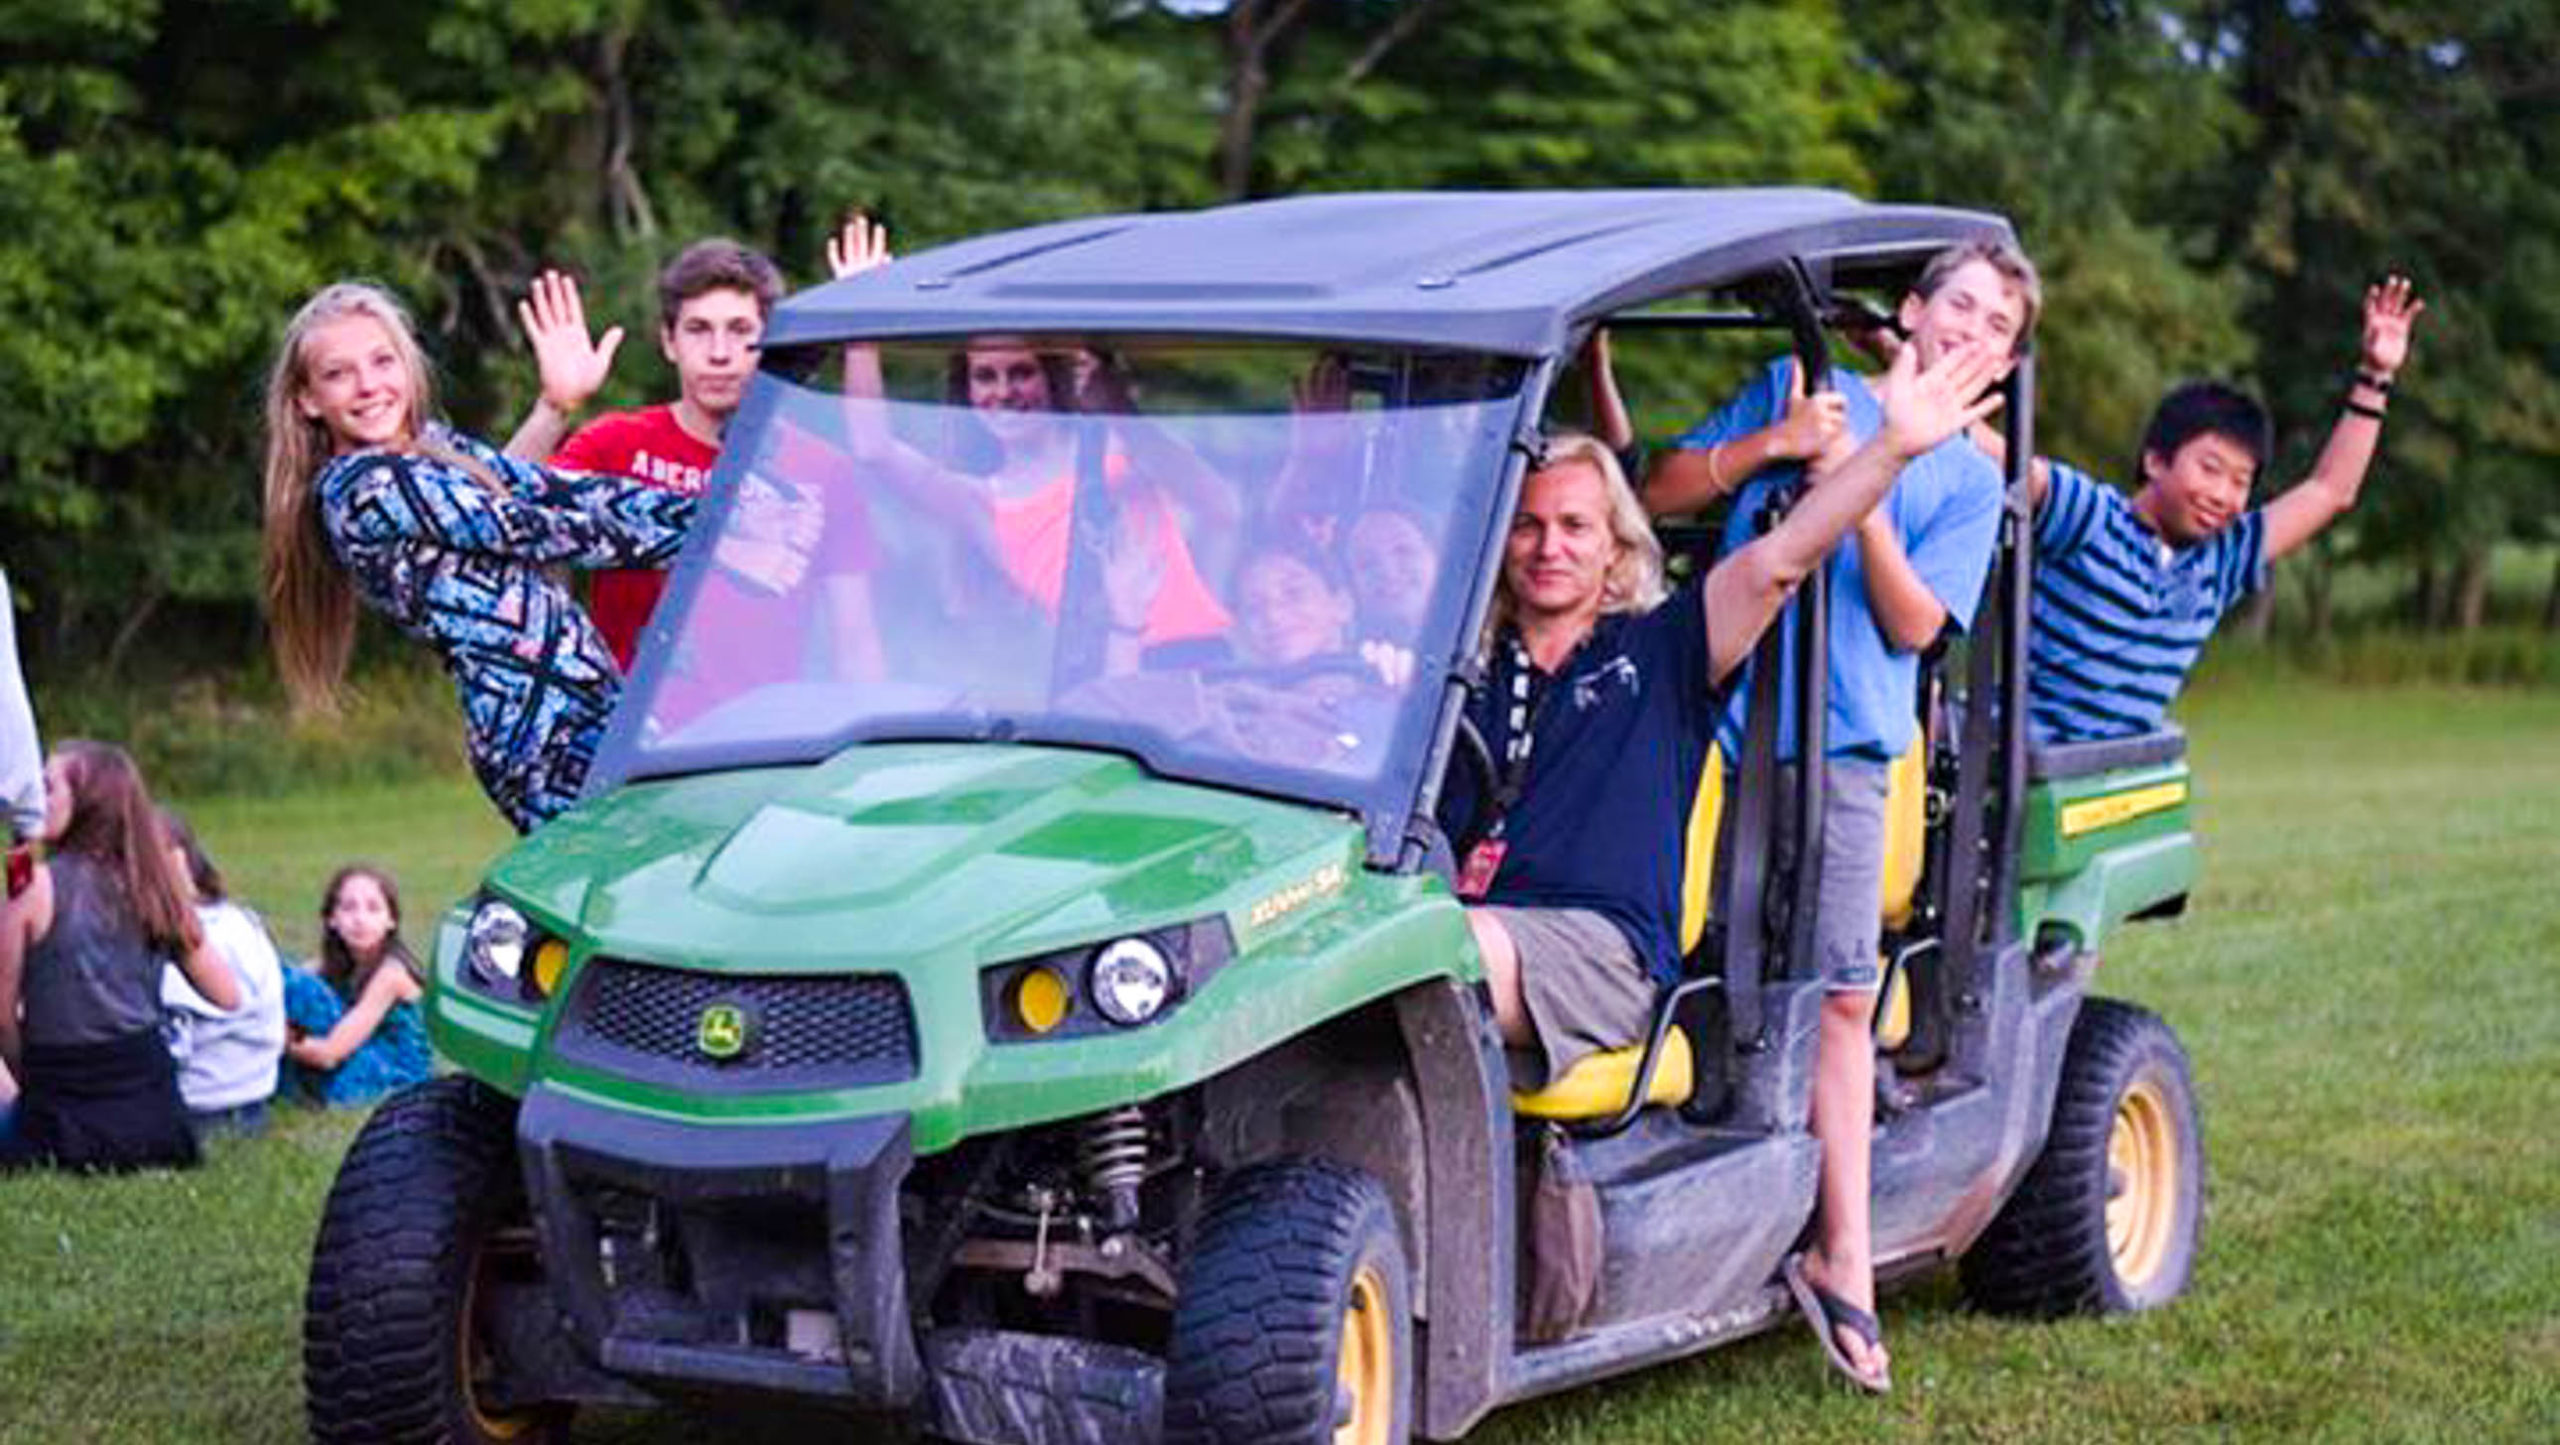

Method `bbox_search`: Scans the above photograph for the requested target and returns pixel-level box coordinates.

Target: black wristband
[2343,396,2387,422]
[2353,369,2395,394]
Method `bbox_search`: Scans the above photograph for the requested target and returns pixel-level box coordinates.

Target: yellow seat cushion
[1512,1027,1694,1121]
[1677,739,1929,948]
[1677,747,1725,957]
[1878,740,1926,931]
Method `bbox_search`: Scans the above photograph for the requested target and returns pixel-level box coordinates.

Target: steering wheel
[1202,651,1387,692]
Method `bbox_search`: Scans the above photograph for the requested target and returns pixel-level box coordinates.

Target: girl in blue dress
[280,864,431,1107]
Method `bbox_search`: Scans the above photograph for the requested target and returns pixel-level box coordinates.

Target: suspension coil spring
[1078,1105,1152,1231]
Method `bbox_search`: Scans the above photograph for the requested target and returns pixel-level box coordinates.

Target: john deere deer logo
[696,1001,754,1060]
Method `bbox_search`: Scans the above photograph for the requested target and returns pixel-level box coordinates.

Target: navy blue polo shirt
[1438,585,1723,987]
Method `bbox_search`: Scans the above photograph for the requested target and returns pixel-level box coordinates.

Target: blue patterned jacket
[315,426,696,830]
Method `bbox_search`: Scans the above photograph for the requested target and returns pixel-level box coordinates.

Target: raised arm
[1584,328,1636,454]
[1081,359,1241,535]
[2261,274,2424,563]
[504,271,625,461]
[1701,344,2007,683]
[826,217,1003,550]
[328,448,698,571]
[1645,359,1848,515]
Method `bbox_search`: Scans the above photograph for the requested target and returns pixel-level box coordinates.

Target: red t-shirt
[553,406,720,667]
[646,418,886,732]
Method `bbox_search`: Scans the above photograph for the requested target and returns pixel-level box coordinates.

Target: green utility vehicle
[304,191,2206,1444]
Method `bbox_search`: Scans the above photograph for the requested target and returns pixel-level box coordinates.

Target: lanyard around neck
[1490,634,1555,824]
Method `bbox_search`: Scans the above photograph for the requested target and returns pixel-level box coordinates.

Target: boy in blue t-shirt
[1643,239,2041,1394]
[2012,275,2425,741]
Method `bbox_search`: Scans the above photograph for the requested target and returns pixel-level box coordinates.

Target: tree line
[4,0,2553,673]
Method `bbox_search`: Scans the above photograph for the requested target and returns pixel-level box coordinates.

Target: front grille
[551,958,918,1091]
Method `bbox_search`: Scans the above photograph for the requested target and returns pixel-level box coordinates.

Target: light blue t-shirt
[1674,358,2004,761]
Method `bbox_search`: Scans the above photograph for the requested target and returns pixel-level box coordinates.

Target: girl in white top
[159,810,286,1136]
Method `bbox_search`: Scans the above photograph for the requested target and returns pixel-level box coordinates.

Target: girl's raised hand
[828,214,895,280]
[517,270,623,415]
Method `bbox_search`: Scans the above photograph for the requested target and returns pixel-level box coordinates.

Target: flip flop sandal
[1782,1252,1893,1395]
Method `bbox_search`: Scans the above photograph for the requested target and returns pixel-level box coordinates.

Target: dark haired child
[0,742,238,1170]
[2015,276,2424,741]
[159,809,287,1139]
[280,865,432,1107]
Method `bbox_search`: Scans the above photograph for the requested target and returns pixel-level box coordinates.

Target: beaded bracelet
[2344,397,2388,422]
[2353,369,2395,394]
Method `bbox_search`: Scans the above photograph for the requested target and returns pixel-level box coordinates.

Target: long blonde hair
[1487,432,1668,642]
[262,283,436,712]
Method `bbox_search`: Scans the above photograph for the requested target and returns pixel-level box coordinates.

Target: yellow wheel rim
[2105,1077,2179,1290]
[1334,1263,1394,1445]
[458,1229,539,1441]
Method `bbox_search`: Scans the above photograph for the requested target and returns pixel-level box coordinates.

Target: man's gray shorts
[1718,756,1890,995]
[1481,905,1655,1090]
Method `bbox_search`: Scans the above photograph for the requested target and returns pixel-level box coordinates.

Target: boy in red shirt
[505,240,783,666]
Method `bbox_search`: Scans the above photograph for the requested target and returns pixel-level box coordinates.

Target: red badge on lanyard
[1454,838,1508,900]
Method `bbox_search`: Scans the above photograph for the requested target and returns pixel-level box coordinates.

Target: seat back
[1677,739,1928,953]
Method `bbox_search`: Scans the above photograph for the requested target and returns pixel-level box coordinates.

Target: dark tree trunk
[2543,552,2560,632]
[1218,0,1313,200]
[2453,547,2493,633]
[2305,555,2335,640]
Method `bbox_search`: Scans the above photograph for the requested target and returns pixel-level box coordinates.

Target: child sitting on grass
[158,809,287,1140]
[0,741,239,1170]
[282,864,431,1107]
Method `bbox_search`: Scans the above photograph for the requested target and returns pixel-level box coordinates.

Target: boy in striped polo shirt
[2022,275,2424,741]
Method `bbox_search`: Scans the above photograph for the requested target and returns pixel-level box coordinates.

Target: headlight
[1087,937,1173,1026]
[464,899,531,985]
[980,919,1233,1043]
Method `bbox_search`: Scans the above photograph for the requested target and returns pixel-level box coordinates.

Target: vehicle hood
[488,743,1356,970]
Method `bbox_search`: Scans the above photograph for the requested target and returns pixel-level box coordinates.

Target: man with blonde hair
[1439,338,2008,1129]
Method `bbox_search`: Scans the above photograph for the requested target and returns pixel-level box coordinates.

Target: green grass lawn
[5,679,2556,1443]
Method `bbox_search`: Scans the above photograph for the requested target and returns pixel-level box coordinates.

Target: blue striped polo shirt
[2028,462,2265,741]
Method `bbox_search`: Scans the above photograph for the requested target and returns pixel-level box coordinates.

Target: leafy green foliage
[2,0,2553,677]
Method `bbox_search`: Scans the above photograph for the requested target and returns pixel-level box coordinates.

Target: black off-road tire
[1164,1158,1413,1445]
[1962,998,2205,1317]
[304,1077,570,1445]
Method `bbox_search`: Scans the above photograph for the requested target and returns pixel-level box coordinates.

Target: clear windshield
[607,338,1526,829]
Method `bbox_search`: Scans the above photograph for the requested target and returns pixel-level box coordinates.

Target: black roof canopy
[765,188,2016,359]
